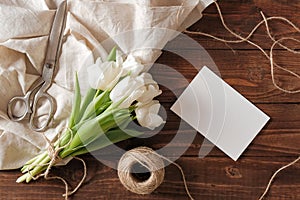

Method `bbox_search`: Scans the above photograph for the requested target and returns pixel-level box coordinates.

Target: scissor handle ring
[7,94,31,122]
[29,92,56,132]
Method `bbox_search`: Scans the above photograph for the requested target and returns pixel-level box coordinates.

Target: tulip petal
[135,100,165,130]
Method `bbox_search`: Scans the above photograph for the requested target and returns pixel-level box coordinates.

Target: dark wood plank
[153,50,300,103]
[128,103,300,157]
[1,156,299,200]
[69,103,298,158]
[172,0,300,50]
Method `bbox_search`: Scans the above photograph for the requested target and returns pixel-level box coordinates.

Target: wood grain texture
[153,50,300,103]
[184,0,300,50]
[1,0,300,200]
[1,156,299,200]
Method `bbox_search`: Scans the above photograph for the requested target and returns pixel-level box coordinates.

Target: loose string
[184,1,300,199]
[258,156,300,200]
[62,157,87,197]
[132,150,194,199]
[184,1,300,94]
[156,153,194,200]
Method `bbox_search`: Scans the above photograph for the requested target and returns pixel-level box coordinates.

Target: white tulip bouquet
[17,47,165,183]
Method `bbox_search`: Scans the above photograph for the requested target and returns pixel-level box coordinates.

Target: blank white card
[171,66,270,161]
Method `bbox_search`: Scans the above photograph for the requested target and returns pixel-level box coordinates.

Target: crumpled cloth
[0,0,214,170]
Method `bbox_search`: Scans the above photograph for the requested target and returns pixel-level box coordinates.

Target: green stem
[16,173,30,183]
[80,90,110,122]
[70,129,142,156]
[58,128,73,148]
[94,89,102,99]
[21,151,48,173]
[59,109,130,157]
[25,156,51,183]
[68,73,81,127]
[77,88,97,121]
[20,154,42,172]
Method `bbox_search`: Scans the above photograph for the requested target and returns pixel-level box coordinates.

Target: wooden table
[1,1,299,199]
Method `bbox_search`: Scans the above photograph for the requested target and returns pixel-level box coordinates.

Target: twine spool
[117,147,165,195]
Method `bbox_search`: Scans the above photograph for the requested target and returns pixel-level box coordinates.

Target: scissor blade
[45,1,67,64]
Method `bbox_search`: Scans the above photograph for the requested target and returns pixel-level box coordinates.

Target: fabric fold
[0,6,54,42]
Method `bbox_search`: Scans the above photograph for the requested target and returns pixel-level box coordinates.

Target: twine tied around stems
[25,128,87,200]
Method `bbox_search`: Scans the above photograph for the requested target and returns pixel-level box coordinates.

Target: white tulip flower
[16,47,164,185]
[87,57,122,91]
[121,54,144,77]
[136,73,161,103]
[110,74,145,108]
[135,100,165,130]
[137,83,162,104]
[110,72,161,108]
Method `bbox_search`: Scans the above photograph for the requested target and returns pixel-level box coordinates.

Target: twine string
[184,1,300,199]
[27,128,87,200]
[154,152,194,200]
[117,147,165,195]
[258,156,300,200]
[269,37,300,93]
[117,147,194,200]
[62,157,87,197]
[184,1,300,94]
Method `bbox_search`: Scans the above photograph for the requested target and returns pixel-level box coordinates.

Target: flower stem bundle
[17,47,164,183]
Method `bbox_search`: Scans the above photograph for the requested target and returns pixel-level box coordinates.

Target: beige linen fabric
[0,0,214,169]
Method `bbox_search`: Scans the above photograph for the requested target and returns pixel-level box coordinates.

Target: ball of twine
[117,146,165,195]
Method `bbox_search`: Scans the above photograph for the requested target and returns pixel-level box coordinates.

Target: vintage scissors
[7,1,67,132]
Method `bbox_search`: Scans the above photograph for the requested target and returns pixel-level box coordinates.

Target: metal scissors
[7,1,67,132]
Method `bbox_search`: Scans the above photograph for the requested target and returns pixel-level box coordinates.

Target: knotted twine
[27,128,87,200]
[117,146,194,200]
[183,1,300,199]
